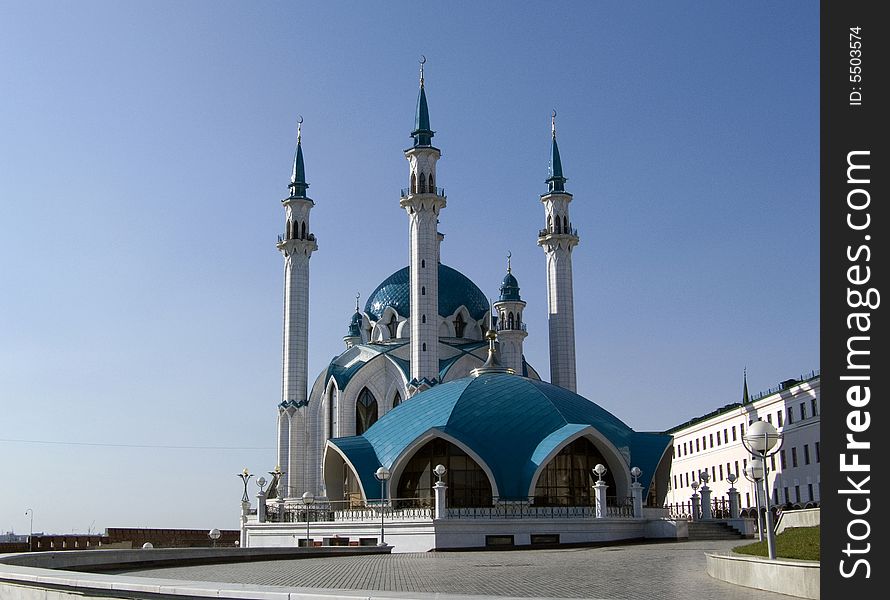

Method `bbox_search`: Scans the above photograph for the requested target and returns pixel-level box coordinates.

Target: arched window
[534,437,615,506]
[422,343,427,351]
[286,221,292,239]
[392,392,401,409]
[563,216,569,234]
[547,215,552,232]
[421,259,425,268]
[410,172,416,194]
[419,171,427,193]
[355,388,378,435]
[301,221,306,240]
[326,386,336,440]
[507,312,514,329]
[453,313,466,338]
[428,173,434,193]
[386,315,398,339]
[517,312,522,325]
[396,438,493,508]
[555,216,562,234]
[421,286,426,295]
[421,314,426,324]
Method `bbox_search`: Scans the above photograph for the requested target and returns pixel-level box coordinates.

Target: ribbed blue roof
[329,374,671,500]
[499,271,521,301]
[364,263,489,321]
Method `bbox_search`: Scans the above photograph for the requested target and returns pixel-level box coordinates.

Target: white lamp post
[592,464,608,518]
[374,466,390,546]
[208,528,221,547]
[742,420,784,560]
[690,479,700,520]
[302,491,315,547]
[743,460,764,541]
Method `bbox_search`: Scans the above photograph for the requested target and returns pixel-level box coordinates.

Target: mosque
[271,62,672,513]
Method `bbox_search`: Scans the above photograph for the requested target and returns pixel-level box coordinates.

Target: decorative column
[593,463,608,518]
[699,471,712,520]
[401,58,445,392]
[690,480,700,521]
[630,467,644,519]
[727,473,740,518]
[538,111,579,391]
[433,464,447,519]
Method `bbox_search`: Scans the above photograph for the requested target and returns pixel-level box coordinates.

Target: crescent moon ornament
[297,115,304,124]
[420,55,426,65]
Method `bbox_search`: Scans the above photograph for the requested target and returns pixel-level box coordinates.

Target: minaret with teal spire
[276,117,318,498]
[401,57,446,393]
[492,253,528,375]
[538,111,579,392]
[344,294,364,349]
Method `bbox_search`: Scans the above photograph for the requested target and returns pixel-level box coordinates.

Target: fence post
[699,483,712,520]
[593,480,608,518]
[257,489,267,523]
[631,483,644,519]
[434,480,447,519]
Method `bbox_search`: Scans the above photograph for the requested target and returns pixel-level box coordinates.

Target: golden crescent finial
[551,110,556,138]
[297,115,303,143]
[507,251,512,273]
[419,55,426,85]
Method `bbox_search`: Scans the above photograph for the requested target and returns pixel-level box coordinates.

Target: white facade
[666,373,821,511]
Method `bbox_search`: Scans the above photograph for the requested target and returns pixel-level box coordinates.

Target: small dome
[365,263,489,321]
[346,310,362,338]
[499,271,521,301]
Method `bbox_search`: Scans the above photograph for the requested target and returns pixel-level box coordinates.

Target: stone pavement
[120,540,801,599]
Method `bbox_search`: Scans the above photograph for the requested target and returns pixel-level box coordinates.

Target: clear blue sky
[0,1,818,534]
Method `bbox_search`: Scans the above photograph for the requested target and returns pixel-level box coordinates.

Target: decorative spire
[411,56,434,147]
[289,116,309,198]
[471,327,513,376]
[507,251,512,273]
[346,293,363,339]
[742,368,750,404]
[355,292,360,312]
[546,110,566,193]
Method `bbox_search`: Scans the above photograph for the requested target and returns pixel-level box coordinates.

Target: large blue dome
[364,263,489,321]
[328,374,672,501]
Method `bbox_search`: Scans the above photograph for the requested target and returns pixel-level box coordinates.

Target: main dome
[364,263,489,321]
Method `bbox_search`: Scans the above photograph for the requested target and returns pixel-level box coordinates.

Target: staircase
[687,521,746,540]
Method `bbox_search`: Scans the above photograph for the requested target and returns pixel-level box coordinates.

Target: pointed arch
[355,387,378,435]
[392,391,401,409]
[563,215,569,234]
[428,173,434,193]
[507,312,514,330]
[419,171,427,193]
[301,221,307,240]
[410,172,417,194]
[547,215,552,232]
[453,312,467,338]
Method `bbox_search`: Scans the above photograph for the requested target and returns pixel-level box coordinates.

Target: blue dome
[364,263,489,321]
[346,310,362,337]
[329,374,671,501]
[499,271,521,301]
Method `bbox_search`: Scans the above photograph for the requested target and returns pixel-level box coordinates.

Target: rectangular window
[743,458,747,470]
[673,475,678,489]
[734,460,739,476]
[727,462,732,477]
[486,535,515,547]
[709,433,714,447]
[732,426,737,441]
[712,466,716,481]
[745,492,750,507]
[804,444,810,465]
[795,485,801,503]
[815,442,820,463]
[773,489,779,505]
[724,428,728,444]
[770,454,776,470]
[784,487,790,504]
[717,433,721,446]
[787,407,794,424]
[811,397,818,417]
[800,402,806,420]
[696,439,700,452]
[780,449,787,469]
[792,447,798,468]
[719,464,723,480]
[777,411,783,427]
[767,414,772,424]
[685,473,689,487]
[740,423,745,438]
[531,534,560,545]
[702,435,707,449]
[808,484,814,501]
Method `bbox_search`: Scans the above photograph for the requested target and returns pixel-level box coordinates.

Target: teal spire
[289,117,309,198]
[411,56,434,147]
[546,110,567,193]
[347,294,363,338]
[742,368,750,404]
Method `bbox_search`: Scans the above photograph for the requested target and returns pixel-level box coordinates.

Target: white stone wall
[666,378,821,510]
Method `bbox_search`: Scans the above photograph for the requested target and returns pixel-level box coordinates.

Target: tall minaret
[538,111,579,392]
[492,253,528,375]
[276,118,317,496]
[401,57,446,391]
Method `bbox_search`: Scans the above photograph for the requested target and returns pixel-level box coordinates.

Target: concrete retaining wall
[706,552,820,599]
[775,508,820,534]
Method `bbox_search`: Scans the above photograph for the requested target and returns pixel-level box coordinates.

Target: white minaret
[538,111,579,392]
[276,118,317,497]
[401,57,445,392]
[492,253,528,375]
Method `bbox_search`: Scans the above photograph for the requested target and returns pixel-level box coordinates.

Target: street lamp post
[743,460,765,542]
[208,528,221,547]
[374,466,390,546]
[302,491,315,547]
[742,420,784,560]
[24,509,33,538]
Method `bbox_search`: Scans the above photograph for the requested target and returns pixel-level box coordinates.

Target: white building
[665,371,821,514]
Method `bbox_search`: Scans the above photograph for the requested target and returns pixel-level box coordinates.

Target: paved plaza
[121,540,800,599]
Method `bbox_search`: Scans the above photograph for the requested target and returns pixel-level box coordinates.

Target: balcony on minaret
[538,225,579,240]
[400,186,445,199]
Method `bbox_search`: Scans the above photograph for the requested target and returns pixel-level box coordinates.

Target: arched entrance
[533,437,616,506]
[396,438,493,508]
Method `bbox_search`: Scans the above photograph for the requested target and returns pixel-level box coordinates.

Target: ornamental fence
[664,497,731,520]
